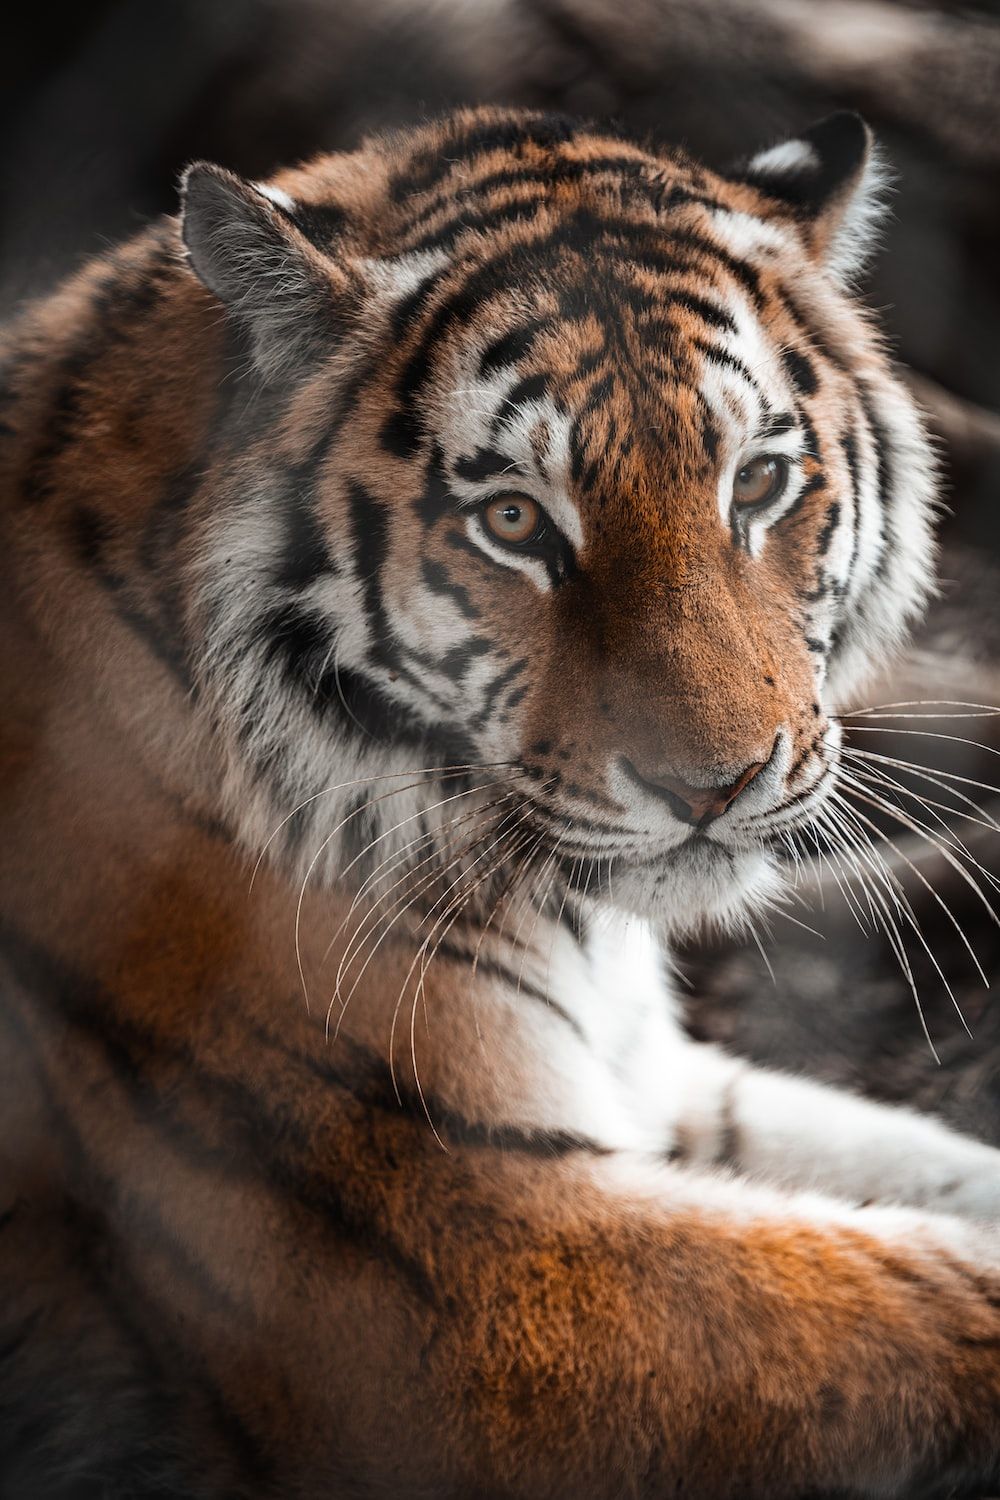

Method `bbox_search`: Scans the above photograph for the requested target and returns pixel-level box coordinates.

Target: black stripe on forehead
[407,198,547,259]
[382,213,770,460]
[401,155,690,255]
[568,360,728,493]
[691,339,763,400]
[478,318,551,378]
[390,113,580,203]
[757,410,797,441]
[453,447,522,484]
[403,153,650,223]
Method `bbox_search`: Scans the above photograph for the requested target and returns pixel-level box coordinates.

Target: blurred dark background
[6,0,1000,1131]
[5,0,1000,552]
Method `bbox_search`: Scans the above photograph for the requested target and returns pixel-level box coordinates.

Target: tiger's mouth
[518,772,834,869]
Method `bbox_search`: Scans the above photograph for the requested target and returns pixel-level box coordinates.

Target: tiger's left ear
[737,113,887,283]
[180,162,352,382]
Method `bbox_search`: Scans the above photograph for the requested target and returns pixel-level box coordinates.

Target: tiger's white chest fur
[440,911,1000,1230]
[418,913,701,1155]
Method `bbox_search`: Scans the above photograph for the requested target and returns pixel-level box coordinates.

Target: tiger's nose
[624,756,768,828]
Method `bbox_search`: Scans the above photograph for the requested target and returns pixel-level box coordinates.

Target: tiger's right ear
[180,162,350,382]
[736,113,888,284]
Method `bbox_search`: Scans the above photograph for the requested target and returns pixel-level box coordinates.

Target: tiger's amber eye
[481,495,543,546]
[732,455,787,508]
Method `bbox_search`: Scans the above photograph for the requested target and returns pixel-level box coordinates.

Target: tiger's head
[181,108,936,936]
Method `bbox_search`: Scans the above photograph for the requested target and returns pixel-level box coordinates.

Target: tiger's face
[183,109,936,934]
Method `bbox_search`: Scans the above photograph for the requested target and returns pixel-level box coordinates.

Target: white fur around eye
[464,513,553,592]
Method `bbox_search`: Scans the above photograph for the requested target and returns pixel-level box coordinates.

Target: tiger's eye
[481,495,543,546]
[732,455,787,508]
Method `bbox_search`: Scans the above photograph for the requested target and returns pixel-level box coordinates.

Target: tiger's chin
[608,838,784,942]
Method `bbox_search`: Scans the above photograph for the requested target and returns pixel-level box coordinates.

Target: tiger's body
[2,106,1000,1498]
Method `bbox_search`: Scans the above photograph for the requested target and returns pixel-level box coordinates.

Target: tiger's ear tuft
[180,162,347,381]
[739,113,889,283]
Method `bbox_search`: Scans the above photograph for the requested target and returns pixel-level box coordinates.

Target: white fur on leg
[670,1041,1000,1222]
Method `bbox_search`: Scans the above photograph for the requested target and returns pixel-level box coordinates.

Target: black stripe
[392,113,580,202]
[454,446,519,483]
[402,152,676,255]
[833,419,863,650]
[438,635,493,682]
[406,196,546,257]
[272,455,340,591]
[662,290,737,333]
[781,469,826,527]
[488,373,550,435]
[478,318,550,377]
[691,339,761,396]
[0,987,276,1491]
[0,921,441,1311]
[856,385,893,579]
[815,499,841,557]
[783,347,818,398]
[283,198,348,249]
[20,237,179,506]
[383,214,767,460]
[420,556,481,620]
[254,596,460,752]
[415,447,459,526]
[428,941,589,1043]
[631,230,765,310]
[758,411,797,441]
[474,656,528,724]
[348,478,392,661]
[70,508,196,693]
[774,286,849,373]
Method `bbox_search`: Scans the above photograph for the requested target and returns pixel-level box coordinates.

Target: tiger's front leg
[416,1154,1000,1500]
[666,1039,1000,1220]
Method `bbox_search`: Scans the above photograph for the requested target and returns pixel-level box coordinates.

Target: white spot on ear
[709,209,792,262]
[359,248,450,300]
[253,183,297,214]
[747,138,820,176]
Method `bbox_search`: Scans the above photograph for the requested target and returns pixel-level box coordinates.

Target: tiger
[2,101,1000,1500]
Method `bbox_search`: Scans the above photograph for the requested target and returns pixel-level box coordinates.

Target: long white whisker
[843,746,1000,826]
[831,789,982,1030]
[249,760,515,889]
[327,796,517,990]
[295,772,521,1014]
[330,801,528,1036]
[837,775,999,947]
[813,800,942,1059]
[389,820,541,1108]
[827,793,968,1046]
[845,699,1000,717]
[846,725,1000,760]
[321,781,524,965]
[843,762,1000,885]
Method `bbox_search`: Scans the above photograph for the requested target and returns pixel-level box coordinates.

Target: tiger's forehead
[428,251,800,533]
